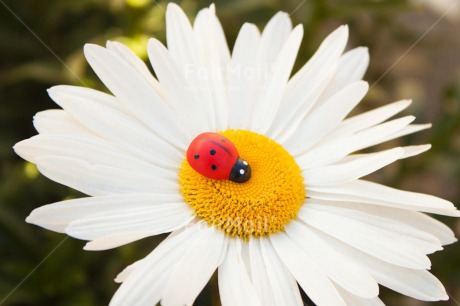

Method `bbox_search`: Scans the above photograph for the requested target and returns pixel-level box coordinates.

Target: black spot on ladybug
[211,165,217,170]
[210,149,216,155]
[194,154,200,159]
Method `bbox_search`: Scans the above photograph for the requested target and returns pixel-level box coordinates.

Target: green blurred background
[1,0,459,305]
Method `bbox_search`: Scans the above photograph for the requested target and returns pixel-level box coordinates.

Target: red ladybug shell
[187,132,239,180]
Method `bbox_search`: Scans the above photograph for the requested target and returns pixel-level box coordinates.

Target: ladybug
[186,132,251,183]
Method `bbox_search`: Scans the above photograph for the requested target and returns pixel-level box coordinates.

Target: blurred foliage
[0,0,459,305]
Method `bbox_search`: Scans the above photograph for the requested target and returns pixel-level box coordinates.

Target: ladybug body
[186,133,251,183]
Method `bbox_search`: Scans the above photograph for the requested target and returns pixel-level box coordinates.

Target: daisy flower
[15,3,459,306]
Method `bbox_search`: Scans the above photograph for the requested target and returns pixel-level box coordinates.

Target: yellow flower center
[178,130,306,239]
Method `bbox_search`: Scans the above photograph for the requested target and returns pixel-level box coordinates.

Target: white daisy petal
[105,40,164,97]
[33,110,91,135]
[373,264,449,302]
[84,44,191,147]
[298,206,432,269]
[165,4,223,132]
[193,5,229,130]
[283,81,369,154]
[218,239,260,306]
[248,238,276,306]
[162,225,227,306]
[66,202,193,241]
[166,3,201,69]
[83,232,153,251]
[14,134,175,181]
[305,200,457,246]
[25,194,183,233]
[335,285,386,306]
[307,179,460,216]
[251,25,303,134]
[227,23,261,129]
[259,12,292,72]
[34,156,176,196]
[401,144,432,159]
[381,123,432,143]
[268,26,348,140]
[286,220,379,298]
[47,85,183,168]
[339,114,416,150]
[114,257,146,283]
[259,238,304,306]
[303,147,404,186]
[194,4,231,68]
[316,46,370,105]
[297,115,415,169]
[314,228,449,301]
[110,222,203,306]
[335,146,427,165]
[147,38,214,134]
[331,99,412,137]
[269,233,347,306]
[306,201,443,254]
[240,242,252,276]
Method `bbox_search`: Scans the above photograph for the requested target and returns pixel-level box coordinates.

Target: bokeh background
[1,0,459,305]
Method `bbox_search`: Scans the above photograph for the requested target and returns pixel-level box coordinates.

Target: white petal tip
[83,43,98,52]
[166,2,182,13]
[114,276,123,283]
[241,22,259,32]
[274,11,290,19]
[421,143,432,150]
[354,283,380,299]
[293,24,304,35]
[348,80,369,97]
[26,210,45,224]
[322,25,349,48]
[354,46,369,55]
[83,241,101,251]
[401,98,413,106]
[12,142,22,155]
[82,243,91,251]
[83,44,105,59]
[424,123,433,129]
[401,144,432,159]
[336,24,349,35]
[106,40,123,50]
[209,3,216,13]
[166,2,177,9]
[25,215,34,224]
[47,84,70,94]
[450,210,460,217]
[25,215,67,233]
[361,80,370,90]
[47,86,62,97]
[147,37,162,49]
[440,292,449,301]
[47,87,72,106]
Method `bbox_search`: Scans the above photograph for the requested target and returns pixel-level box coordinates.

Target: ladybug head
[229,158,251,183]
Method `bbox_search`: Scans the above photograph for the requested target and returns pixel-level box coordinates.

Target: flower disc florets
[179,130,306,239]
